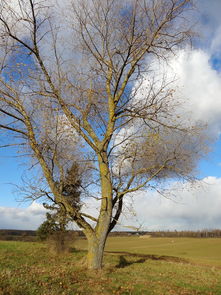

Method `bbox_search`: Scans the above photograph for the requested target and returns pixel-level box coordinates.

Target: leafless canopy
[0,0,208,268]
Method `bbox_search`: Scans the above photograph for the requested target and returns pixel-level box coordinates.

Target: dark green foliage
[37,163,82,252]
[60,163,82,211]
[36,212,61,241]
[36,212,74,254]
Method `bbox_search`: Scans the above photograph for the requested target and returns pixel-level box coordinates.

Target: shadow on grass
[105,251,188,268]
[69,247,79,253]
[116,255,146,268]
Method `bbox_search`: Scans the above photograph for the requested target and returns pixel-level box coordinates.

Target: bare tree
[0,0,208,269]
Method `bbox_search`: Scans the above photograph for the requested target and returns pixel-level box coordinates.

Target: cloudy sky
[1,0,221,231]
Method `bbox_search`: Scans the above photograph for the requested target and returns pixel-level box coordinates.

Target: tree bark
[86,233,107,269]
[83,153,113,269]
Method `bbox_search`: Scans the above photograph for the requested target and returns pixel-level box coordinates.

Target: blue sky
[199,140,221,179]
[1,0,221,230]
[0,146,24,207]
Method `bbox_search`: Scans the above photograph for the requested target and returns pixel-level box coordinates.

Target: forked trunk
[87,234,107,269]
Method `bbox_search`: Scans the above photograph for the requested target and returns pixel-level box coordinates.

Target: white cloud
[168,49,221,136]
[2,177,221,231]
[141,48,221,138]
[0,202,46,230]
[119,177,221,231]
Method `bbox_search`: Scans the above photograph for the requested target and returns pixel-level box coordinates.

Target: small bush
[37,212,77,254]
[47,231,76,254]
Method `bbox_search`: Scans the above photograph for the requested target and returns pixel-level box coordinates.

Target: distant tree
[0,0,209,269]
[37,212,60,241]
[37,162,82,251]
[37,210,74,253]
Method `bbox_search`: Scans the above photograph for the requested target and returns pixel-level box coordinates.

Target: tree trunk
[87,234,107,269]
[84,153,112,269]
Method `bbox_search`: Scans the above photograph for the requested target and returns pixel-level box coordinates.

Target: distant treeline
[1,229,221,241]
[0,229,85,241]
[110,230,221,238]
[145,230,221,238]
[0,230,37,242]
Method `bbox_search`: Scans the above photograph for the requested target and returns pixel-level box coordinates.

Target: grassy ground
[0,238,221,294]
[104,237,221,266]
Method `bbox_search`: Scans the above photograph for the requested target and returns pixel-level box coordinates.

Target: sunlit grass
[76,236,221,266]
[1,238,221,294]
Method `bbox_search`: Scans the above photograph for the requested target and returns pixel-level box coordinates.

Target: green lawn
[105,236,221,266]
[76,236,221,266]
[1,238,221,294]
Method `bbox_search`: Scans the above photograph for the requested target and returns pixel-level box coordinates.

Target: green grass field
[1,237,221,294]
[105,236,221,266]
